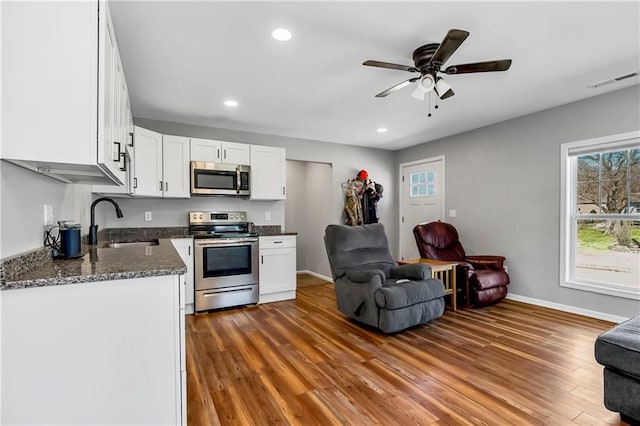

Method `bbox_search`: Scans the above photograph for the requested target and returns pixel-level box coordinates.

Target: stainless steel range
[190,211,259,312]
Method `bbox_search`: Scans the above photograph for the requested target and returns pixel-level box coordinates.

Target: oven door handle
[195,238,258,247]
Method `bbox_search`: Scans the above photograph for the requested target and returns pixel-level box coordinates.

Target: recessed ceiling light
[272,28,292,41]
[377,128,388,133]
[224,99,238,107]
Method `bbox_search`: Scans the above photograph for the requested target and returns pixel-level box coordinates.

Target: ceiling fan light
[410,85,425,100]
[435,78,452,99]
[418,74,435,92]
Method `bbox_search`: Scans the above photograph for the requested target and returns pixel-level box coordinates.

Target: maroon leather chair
[413,221,510,306]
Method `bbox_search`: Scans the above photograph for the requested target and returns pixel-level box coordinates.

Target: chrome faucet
[89,197,124,245]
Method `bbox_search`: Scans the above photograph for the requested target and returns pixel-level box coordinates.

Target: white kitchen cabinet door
[171,238,195,314]
[162,135,191,198]
[221,141,250,165]
[134,126,163,197]
[1,276,184,425]
[190,138,221,163]
[1,1,124,185]
[250,145,286,200]
[190,139,250,165]
[259,236,297,303]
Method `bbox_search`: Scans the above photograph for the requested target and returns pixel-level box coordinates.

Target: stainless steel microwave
[190,162,250,196]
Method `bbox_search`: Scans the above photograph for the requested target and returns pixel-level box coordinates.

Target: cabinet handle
[113,141,122,162]
[282,186,286,195]
[261,255,263,264]
[134,177,138,189]
[160,181,163,191]
[129,131,134,147]
[165,182,169,192]
[274,241,283,244]
[119,153,126,171]
[224,149,227,160]
[188,246,191,256]
[217,149,220,160]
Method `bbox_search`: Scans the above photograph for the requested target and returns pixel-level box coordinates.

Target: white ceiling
[109,1,640,151]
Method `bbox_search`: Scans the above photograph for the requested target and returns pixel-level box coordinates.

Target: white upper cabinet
[133,127,163,197]
[132,128,189,199]
[250,145,286,200]
[1,1,129,185]
[190,139,250,165]
[221,141,251,165]
[162,136,190,198]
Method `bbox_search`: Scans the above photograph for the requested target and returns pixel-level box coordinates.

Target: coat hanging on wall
[342,170,383,226]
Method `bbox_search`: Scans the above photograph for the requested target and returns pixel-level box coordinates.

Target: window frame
[559,130,640,300]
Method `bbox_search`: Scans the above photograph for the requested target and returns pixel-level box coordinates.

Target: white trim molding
[297,270,333,283]
[559,130,640,300]
[506,293,630,324]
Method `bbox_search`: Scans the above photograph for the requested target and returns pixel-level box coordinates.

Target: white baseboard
[506,293,630,324]
[297,270,333,283]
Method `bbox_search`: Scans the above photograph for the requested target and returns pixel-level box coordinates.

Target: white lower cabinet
[259,236,297,303]
[1,275,186,425]
[172,238,195,314]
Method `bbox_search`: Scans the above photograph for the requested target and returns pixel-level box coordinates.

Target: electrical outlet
[448,209,457,218]
[264,211,271,221]
[144,211,152,222]
[44,204,54,226]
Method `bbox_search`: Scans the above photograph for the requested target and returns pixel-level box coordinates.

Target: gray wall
[133,118,398,258]
[285,160,332,277]
[397,86,640,319]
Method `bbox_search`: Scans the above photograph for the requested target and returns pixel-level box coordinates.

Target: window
[410,171,436,197]
[560,131,640,300]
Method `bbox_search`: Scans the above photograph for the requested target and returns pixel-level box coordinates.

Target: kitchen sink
[104,240,159,248]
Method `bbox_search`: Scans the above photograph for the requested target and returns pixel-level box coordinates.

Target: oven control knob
[198,214,203,219]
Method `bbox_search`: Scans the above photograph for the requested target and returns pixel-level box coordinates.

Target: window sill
[561,279,639,300]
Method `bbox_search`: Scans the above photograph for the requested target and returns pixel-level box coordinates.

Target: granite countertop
[2,237,188,290]
[257,231,298,237]
[1,225,296,291]
[253,225,297,237]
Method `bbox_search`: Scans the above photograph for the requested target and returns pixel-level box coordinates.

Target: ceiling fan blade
[375,77,419,98]
[363,60,417,72]
[444,59,512,74]
[440,88,455,99]
[430,29,470,66]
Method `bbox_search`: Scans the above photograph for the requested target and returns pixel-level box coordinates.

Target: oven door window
[195,170,237,191]
[202,245,251,277]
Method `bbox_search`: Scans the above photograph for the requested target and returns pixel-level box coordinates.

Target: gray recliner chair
[324,223,445,333]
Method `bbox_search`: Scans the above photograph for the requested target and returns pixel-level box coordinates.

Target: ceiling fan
[363,29,512,102]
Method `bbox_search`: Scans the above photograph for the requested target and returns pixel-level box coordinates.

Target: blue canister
[59,222,82,259]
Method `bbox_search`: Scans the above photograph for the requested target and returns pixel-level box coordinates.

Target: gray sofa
[324,223,445,333]
[595,315,640,424]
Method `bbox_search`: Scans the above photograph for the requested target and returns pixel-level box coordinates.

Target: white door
[399,156,445,260]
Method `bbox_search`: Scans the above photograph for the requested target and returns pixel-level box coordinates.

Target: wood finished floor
[186,275,625,426]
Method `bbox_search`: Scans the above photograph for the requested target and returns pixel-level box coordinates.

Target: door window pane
[409,171,436,198]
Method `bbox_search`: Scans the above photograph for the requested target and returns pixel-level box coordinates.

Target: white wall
[396,86,640,319]
[0,162,92,258]
[97,196,284,230]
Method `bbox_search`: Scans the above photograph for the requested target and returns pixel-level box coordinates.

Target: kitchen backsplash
[94,196,286,230]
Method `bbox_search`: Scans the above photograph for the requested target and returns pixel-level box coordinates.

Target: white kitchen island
[1,242,187,425]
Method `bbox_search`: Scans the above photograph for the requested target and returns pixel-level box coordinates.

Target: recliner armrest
[344,269,387,284]
[390,264,432,281]
[466,255,505,270]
